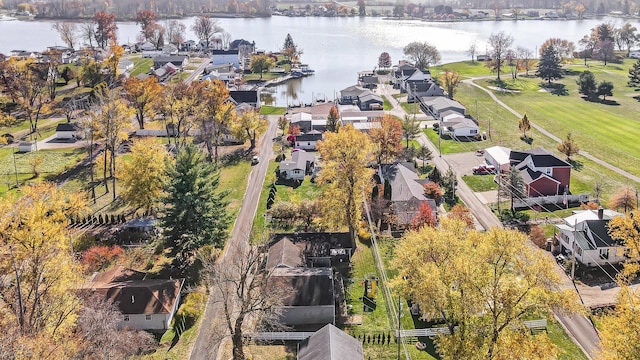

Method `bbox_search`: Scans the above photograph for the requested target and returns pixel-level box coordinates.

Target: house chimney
[598,206,604,220]
[131,295,135,304]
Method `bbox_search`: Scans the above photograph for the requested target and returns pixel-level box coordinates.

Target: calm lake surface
[0,16,635,105]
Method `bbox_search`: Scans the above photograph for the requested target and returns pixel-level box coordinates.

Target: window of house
[600,248,609,259]
[145,315,152,321]
[546,168,552,175]
[123,315,130,321]
[307,142,311,146]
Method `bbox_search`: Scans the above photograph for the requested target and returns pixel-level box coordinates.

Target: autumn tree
[123,76,162,129]
[608,186,637,213]
[52,22,78,49]
[135,9,157,42]
[618,22,639,56]
[439,70,460,99]
[94,89,134,198]
[277,116,289,136]
[448,204,474,228]
[206,243,285,360]
[159,82,198,145]
[391,218,581,360]
[196,80,235,162]
[166,20,186,48]
[516,46,534,76]
[250,54,275,80]
[403,41,441,70]
[519,114,531,138]
[118,138,169,213]
[93,11,117,48]
[327,105,340,132]
[316,125,374,247]
[282,33,302,63]
[410,202,437,229]
[161,144,230,255]
[78,59,102,87]
[192,16,222,49]
[0,183,86,343]
[378,52,391,70]
[488,31,514,81]
[537,45,563,84]
[369,115,403,164]
[230,109,268,149]
[539,38,575,63]
[557,133,579,161]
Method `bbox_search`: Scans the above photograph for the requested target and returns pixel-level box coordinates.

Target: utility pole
[12,148,19,188]
[397,295,401,360]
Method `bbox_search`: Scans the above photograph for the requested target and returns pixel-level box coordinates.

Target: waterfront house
[211,49,240,68]
[295,130,323,150]
[153,55,188,69]
[229,90,261,108]
[509,148,572,197]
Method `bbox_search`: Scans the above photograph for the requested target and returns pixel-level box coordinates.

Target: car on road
[472,164,496,175]
[251,156,259,165]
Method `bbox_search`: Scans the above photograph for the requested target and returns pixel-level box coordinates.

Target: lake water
[1,16,635,105]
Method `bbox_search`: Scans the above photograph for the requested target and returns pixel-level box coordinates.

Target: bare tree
[80,22,96,49]
[191,16,223,50]
[488,31,514,81]
[166,20,186,48]
[466,41,478,63]
[52,22,78,49]
[205,243,286,360]
[73,294,155,359]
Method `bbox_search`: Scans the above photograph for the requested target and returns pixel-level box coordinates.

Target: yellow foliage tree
[439,69,461,100]
[316,124,373,247]
[195,80,235,162]
[123,75,162,130]
[391,218,582,359]
[159,82,199,145]
[369,114,403,164]
[230,109,268,149]
[118,138,170,213]
[0,183,86,345]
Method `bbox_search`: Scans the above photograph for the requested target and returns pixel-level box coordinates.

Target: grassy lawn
[219,159,252,222]
[170,72,190,83]
[462,174,498,192]
[259,106,287,115]
[424,128,487,154]
[431,61,493,78]
[548,318,589,360]
[383,97,392,110]
[400,101,422,116]
[243,72,284,82]
[130,56,153,76]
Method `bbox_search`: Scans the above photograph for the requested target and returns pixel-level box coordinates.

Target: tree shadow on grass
[633,95,640,102]
[580,96,620,106]
[538,82,568,96]
[568,158,584,171]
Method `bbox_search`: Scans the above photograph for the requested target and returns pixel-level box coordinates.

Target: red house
[509,148,571,197]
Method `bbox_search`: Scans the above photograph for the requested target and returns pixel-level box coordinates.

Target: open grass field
[431,60,494,78]
[462,174,498,192]
[259,106,287,115]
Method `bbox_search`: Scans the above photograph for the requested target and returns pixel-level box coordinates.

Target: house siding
[282,169,306,181]
[120,313,171,331]
[528,177,560,197]
[56,130,75,139]
[552,167,571,193]
[295,141,318,150]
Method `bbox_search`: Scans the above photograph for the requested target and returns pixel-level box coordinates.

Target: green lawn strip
[170,72,190,83]
[259,106,287,115]
[130,57,154,76]
[1,117,66,140]
[383,98,392,110]
[243,72,283,82]
[423,128,486,154]
[462,174,498,192]
[400,101,422,116]
[431,61,494,78]
[250,161,279,242]
[547,318,589,360]
[219,160,252,223]
[5,147,86,180]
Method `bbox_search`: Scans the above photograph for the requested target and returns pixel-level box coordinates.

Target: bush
[529,225,547,249]
[73,233,96,252]
[174,292,206,329]
[81,245,125,271]
[358,227,372,243]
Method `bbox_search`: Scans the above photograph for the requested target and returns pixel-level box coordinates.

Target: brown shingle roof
[90,279,184,315]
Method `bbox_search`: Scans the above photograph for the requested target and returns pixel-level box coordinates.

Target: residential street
[189,116,278,360]
[379,84,600,359]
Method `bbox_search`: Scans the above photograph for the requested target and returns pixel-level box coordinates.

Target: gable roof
[279,151,316,171]
[56,123,78,132]
[378,163,427,203]
[358,93,383,103]
[267,236,304,269]
[290,112,313,122]
[295,132,323,142]
[90,279,184,315]
[340,85,368,98]
[229,90,259,104]
[89,265,146,284]
[584,220,618,248]
[298,324,364,360]
[517,165,560,185]
[270,267,333,307]
[423,97,466,113]
[509,148,571,168]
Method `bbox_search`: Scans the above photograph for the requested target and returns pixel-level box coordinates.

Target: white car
[251,156,259,165]
[629,51,640,59]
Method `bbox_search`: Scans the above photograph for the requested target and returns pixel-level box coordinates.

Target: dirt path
[462,78,640,183]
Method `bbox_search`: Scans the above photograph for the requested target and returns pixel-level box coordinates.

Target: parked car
[472,164,496,175]
[251,156,259,165]
[629,51,640,59]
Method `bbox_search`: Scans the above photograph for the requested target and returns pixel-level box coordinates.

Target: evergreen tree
[577,71,597,99]
[428,167,442,183]
[628,59,640,90]
[537,45,562,84]
[160,144,230,255]
[597,81,614,101]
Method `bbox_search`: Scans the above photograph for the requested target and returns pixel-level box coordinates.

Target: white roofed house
[484,146,511,173]
[279,151,316,181]
[554,208,628,268]
[439,111,479,138]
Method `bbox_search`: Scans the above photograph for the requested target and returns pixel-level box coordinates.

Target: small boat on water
[300,64,315,74]
[290,70,303,78]
[0,14,17,21]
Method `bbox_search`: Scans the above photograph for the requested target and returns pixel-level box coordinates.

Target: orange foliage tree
[411,202,437,229]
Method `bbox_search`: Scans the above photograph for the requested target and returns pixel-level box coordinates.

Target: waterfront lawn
[431,60,494,78]
[129,56,153,76]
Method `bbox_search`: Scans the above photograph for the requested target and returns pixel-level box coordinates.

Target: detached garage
[56,123,78,140]
[484,146,511,173]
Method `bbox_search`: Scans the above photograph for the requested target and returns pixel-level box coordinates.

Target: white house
[18,142,36,152]
[440,113,479,137]
[295,130,323,150]
[279,151,316,181]
[555,208,627,268]
[55,123,79,139]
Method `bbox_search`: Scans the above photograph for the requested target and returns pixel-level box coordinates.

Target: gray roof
[340,85,367,98]
[280,151,316,171]
[298,324,363,360]
[266,237,304,269]
[423,97,466,113]
[269,267,334,306]
[378,163,437,225]
[358,93,383,103]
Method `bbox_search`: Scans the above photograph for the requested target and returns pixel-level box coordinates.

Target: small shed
[18,142,36,152]
[297,324,364,360]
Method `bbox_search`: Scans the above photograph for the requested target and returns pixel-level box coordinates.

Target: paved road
[189,116,278,360]
[379,87,600,359]
[463,79,640,183]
